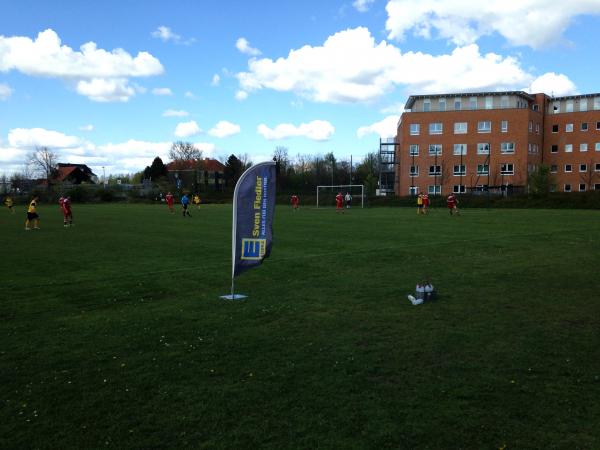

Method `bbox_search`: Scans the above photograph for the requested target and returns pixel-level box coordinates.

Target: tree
[273,146,290,190]
[145,156,168,181]
[29,146,58,189]
[168,141,203,169]
[579,160,598,192]
[224,154,245,187]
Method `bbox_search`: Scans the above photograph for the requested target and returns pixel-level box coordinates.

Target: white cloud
[380,102,405,114]
[357,115,398,138]
[353,0,375,12]
[184,91,196,99]
[385,0,600,48]
[79,124,94,132]
[8,128,81,149]
[0,29,163,102]
[236,37,261,56]
[174,120,201,138]
[237,27,575,103]
[0,83,12,100]
[235,90,248,101]
[162,109,189,117]
[208,121,241,138]
[76,78,135,102]
[257,120,335,141]
[152,87,173,96]
[151,26,195,45]
[528,72,578,97]
[211,74,220,86]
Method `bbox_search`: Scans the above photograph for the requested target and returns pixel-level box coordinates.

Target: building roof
[55,166,78,182]
[56,163,97,177]
[550,93,600,101]
[404,91,535,110]
[166,158,225,172]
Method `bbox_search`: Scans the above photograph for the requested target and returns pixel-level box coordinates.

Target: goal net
[316,185,364,208]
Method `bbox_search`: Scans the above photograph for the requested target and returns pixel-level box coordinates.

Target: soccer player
[181,193,191,217]
[25,195,40,230]
[344,192,352,209]
[447,193,459,215]
[4,195,14,214]
[422,193,429,214]
[335,192,344,213]
[165,192,175,213]
[61,196,73,227]
[291,194,299,211]
[193,194,201,209]
[416,193,423,214]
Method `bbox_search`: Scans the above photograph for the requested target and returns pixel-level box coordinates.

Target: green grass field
[2,203,600,449]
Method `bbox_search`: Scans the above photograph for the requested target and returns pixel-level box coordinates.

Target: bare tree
[237,153,252,170]
[168,141,203,169]
[29,146,58,189]
[580,160,599,190]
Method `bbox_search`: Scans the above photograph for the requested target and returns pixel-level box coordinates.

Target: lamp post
[102,166,106,188]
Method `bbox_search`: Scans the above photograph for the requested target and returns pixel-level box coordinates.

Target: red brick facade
[396,92,600,195]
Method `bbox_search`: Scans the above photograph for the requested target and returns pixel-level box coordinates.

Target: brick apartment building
[395,91,600,196]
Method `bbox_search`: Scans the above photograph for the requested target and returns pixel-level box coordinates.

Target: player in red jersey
[165,192,175,213]
[335,192,344,213]
[446,193,459,215]
[291,194,299,211]
[422,193,430,214]
[61,196,73,227]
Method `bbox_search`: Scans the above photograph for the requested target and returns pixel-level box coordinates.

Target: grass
[1,203,600,449]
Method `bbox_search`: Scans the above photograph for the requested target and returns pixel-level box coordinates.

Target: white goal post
[316,184,364,208]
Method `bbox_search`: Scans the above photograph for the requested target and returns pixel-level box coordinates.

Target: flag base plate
[220,294,248,300]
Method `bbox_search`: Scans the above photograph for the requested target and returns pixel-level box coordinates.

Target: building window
[500,163,514,175]
[552,101,560,113]
[428,144,442,156]
[579,183,586,192]
[565,164,572,173]
[477,121,491,133]
[580,99,588,111]
[595,97,600,110]
[454,98,461,110]
[501,120,508,132]
[454,122,468,134]
[580,163,587,172]
[580,143,588,152]
[429,122,443,134]
[409,186,418,195]
[453,144,467,156]
[423,99,431,112]
[533,104,539,111]
[469,97,477,110]
[582,122,588,131]
[528,121,533,132]
[429,165,441,175]
[564,184,572,192]
[453,165,466,175]
[597,121,600,130]
[453,185,466,193]
[596,143,600,152]
[477,143,490,155]
[552,124,559,133]
[409,144,419,156]
[550,164,558,173]
[565,123,573,132]
[485,96,493,109]
[501,96,509,108]
[595,184,600,190]
[551,145,558,153]
[410,165,419,176]
[477,164,489,175]
[565,144,573,153]
[595,163,600,172]
[410,123,420,135]
[501,142,515,154]
[438,98,446,111]
[566,100,573,112]
[428,185,441,195]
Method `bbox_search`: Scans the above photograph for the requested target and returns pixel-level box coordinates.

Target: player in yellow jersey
[193,194,201,209]
[25,196,40,230]
[4,195,14,214]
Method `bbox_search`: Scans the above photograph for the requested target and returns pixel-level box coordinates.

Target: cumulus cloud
[79,124,94,132]
[151,26,195,45]
[174,120,201,138]
[357,115,399,138]
[208,121,241,138]
[385,0,600,48]
[211,74,220,86]
[184,91,196,99]
[236,37,261,56]
[235,90,248,101]
[152,87,173,96]
[162,109,189,117]
[529,72,578,97]
[0,83,12,100]
[0,28,163,101]
[257,120,334,141]
[353,0,375,12]
[237,27,575,103]
[8,127,82,149]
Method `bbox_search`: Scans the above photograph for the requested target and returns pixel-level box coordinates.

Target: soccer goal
[316,184,364,208]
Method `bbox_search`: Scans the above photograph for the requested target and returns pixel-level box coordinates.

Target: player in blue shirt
[181,193,191,217]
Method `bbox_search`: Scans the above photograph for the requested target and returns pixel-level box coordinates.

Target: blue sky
[1,0,600,176]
